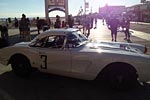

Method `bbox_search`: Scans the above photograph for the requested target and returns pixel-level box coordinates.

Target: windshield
[66,30,88,48]
[29,36,40,47]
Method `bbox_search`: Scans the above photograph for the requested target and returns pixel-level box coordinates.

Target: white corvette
[0,28,150,89]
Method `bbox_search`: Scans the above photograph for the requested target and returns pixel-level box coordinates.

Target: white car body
[0,28,150,83]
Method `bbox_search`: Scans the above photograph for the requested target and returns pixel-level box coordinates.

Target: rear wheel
[98,63,139,90]
[11,55,32,77]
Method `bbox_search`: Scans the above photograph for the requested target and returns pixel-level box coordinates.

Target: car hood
[86,41,146,54]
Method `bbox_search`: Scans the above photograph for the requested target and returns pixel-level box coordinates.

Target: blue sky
[0,0,141,18]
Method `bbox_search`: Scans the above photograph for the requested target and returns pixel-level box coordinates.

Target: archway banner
[45,0,68,23]
[47,0,65,7]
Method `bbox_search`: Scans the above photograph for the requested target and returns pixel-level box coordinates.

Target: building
[99,5,126,18]
[126,3,150,22]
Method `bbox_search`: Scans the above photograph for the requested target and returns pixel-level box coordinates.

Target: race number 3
[40,55,47,69]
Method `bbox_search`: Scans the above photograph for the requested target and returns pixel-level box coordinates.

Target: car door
[70,47,92,75]
[66,31,92,75]
[38,48,71,74]
[38,35,72,76]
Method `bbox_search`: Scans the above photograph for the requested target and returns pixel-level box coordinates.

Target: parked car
[0,28,150,90]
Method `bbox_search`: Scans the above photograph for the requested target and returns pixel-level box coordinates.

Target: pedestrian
[54,15,61,28]
[62,21,66,28]
[42,20,49,32]
[68,14,74,28]
[14,17,18,28]
[0,25,9,41]
[81,15,87,34]
[49,17,51,28]
[89,13,94,29]
[94,15,97,29]
[102,17,105,25]
[85,16,91,38]
[124,17,131,41]
[19,14,31,41]
[109,15,119,42]
[36,17,41,34]
[19,20,23,38]
[120,17,126,32]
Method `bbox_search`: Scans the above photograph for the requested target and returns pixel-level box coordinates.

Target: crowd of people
[105,14,131,42]
[76,13,98,38]
[0,13,132,48]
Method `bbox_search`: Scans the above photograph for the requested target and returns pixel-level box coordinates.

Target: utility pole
[84,0,86,14]
[84,0,89,15]
[65,0,69,22]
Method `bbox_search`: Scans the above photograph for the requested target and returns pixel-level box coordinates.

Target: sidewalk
[130,29,150,41]
[130,22,150,34]
[131,21,150,25]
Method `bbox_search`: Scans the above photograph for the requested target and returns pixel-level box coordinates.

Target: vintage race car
[0,28,150,89]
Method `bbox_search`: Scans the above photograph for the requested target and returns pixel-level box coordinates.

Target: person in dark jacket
[109,16,119,42]
[68,15,74,28]
[54,15,61,28]
[36,17,41,34]
[19,14,30,41]
[0,25,8,40]
[124,17,131,41]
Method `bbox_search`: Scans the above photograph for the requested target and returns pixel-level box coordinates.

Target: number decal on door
[40,55,47,69]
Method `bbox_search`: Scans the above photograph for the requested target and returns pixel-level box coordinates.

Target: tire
[11,55,32,77]
[109,68,138,90]
[98,63,139,90]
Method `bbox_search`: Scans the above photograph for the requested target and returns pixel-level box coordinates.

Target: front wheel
[11,55,32,77]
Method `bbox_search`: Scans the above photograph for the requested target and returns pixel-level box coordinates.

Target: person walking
[85,16,91,38]
[36,17,41,34]
[68,14,74,28]
[124,17,131,41]
[94,15,97,29]
[19,14,30,41]
[54,15,61,28]
[109,15,119,42]
[0,25,8,41]
[14,17,18,28]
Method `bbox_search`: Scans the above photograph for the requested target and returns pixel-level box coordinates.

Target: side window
[44,35,65,48]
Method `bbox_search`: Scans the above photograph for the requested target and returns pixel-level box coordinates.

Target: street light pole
[84,0,86,15]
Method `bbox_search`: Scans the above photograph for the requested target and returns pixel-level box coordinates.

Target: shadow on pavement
[0,71,150,100]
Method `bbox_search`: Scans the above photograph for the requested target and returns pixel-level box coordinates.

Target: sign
[48,0,65,7]
[45,0,68,24]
